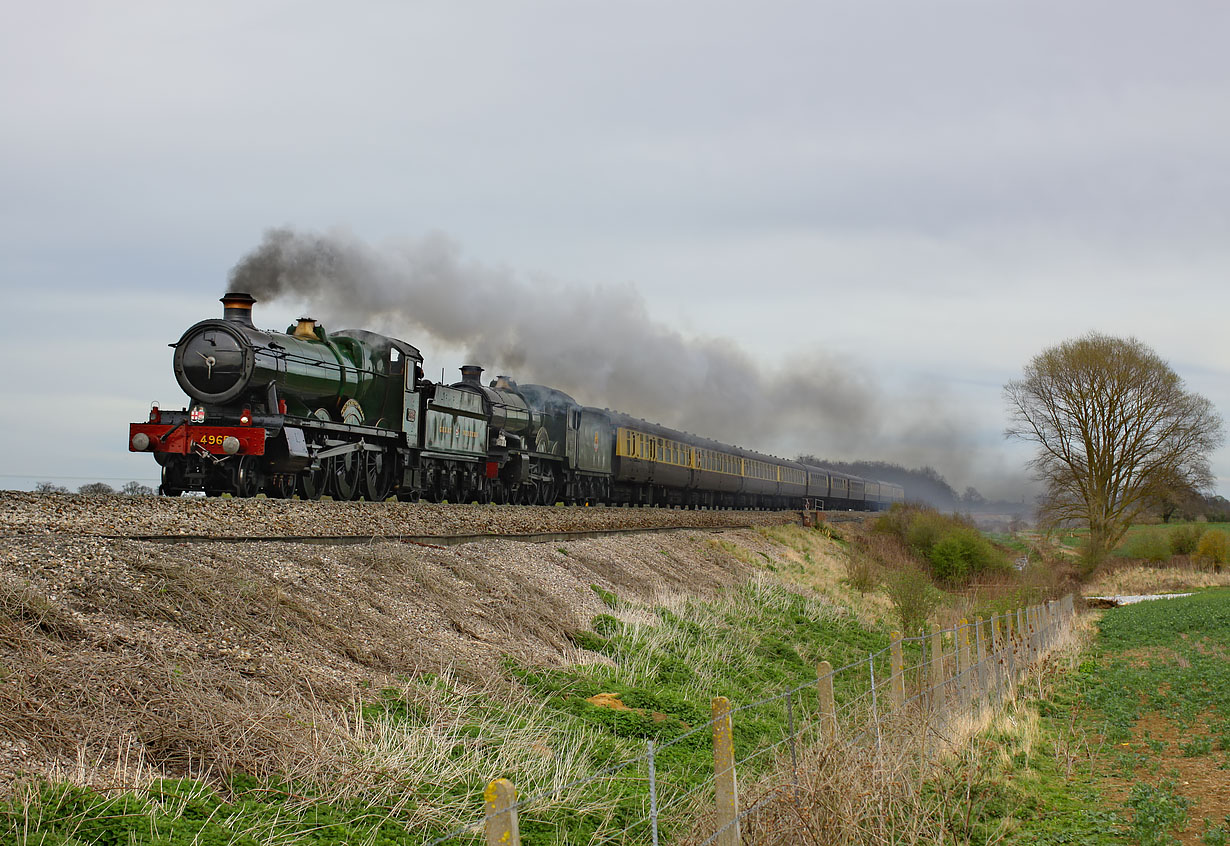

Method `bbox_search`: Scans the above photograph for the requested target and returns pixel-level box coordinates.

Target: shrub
[1121,528,1172,563]
[884,566,941,636]
[844,554,878,594]
[904,511,950,558]
[1169,525,1206,557]
[1195,530,1228,568]
[871,504,911,540]
[928,533,973,583]
[925,527,1007,585]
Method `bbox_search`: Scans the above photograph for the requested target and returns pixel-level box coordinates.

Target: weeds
[1125,779,1192,846]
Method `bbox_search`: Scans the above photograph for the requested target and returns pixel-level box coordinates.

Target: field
[943,589,1230,845]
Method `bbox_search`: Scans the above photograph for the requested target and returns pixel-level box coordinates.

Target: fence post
[1008,612,1018,688]
[484,778,520,846]
[647,740,660,846]
[928,626,944,709]
[975,617,988,700]
[957,619,971,708]
[890,631,905,711]
[869,654,882,753]
[711,696,740,846]
[988,614,998,698]
[816,662,836,743]
[786,689,799,801]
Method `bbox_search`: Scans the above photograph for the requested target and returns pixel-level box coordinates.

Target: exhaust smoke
[228,226,1023,498]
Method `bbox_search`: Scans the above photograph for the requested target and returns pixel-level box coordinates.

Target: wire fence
[423,594,1078,845]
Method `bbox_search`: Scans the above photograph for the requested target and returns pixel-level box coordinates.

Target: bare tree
[34,481,69,494]
[77,482,115,496]
[121,481,155,496]
[1005,333,1224,566]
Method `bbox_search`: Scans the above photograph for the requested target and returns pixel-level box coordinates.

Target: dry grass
[305,671,631,833]
[1082,560,1230,596]
[755,524,894,626]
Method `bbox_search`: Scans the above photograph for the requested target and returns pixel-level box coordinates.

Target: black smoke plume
[228,227,1009,489]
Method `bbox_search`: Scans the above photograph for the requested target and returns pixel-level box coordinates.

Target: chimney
[293,318,318,339]
[459,364,484,385]
[220,292,256,327]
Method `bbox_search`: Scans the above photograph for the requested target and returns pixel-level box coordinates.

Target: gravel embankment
[0,495,800,787]
[0,491,795,538]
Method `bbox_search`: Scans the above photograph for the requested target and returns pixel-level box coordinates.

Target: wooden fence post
[889,631,905,710]
[957,619,971,707]
[929,626,944,709]
[975,617,988,699]
[1004,613,1016,689]
[816,662,836,743]
[712,696,739,846]
[484,778,520,846]
[993,614,1007,695]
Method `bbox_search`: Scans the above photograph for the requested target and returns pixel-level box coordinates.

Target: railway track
[86,511,866,547]
[96,522,765,547]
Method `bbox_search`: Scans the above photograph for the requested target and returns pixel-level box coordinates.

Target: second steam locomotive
[129,294,904,510]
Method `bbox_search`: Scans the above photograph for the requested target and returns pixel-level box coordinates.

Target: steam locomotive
[128,293,904,510]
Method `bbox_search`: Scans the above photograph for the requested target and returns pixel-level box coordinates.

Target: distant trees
[1005,333,1224,567]
[76,482,116,496]
[33,481,69,494]
[32,481,155,496]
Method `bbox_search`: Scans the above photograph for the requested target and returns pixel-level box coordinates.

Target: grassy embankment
[0,523,934,845]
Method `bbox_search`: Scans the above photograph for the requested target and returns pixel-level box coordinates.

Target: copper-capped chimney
[459,364,484,386]
[220,292,256,327]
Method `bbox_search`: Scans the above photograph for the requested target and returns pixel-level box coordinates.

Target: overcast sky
[2,1,1228,501]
